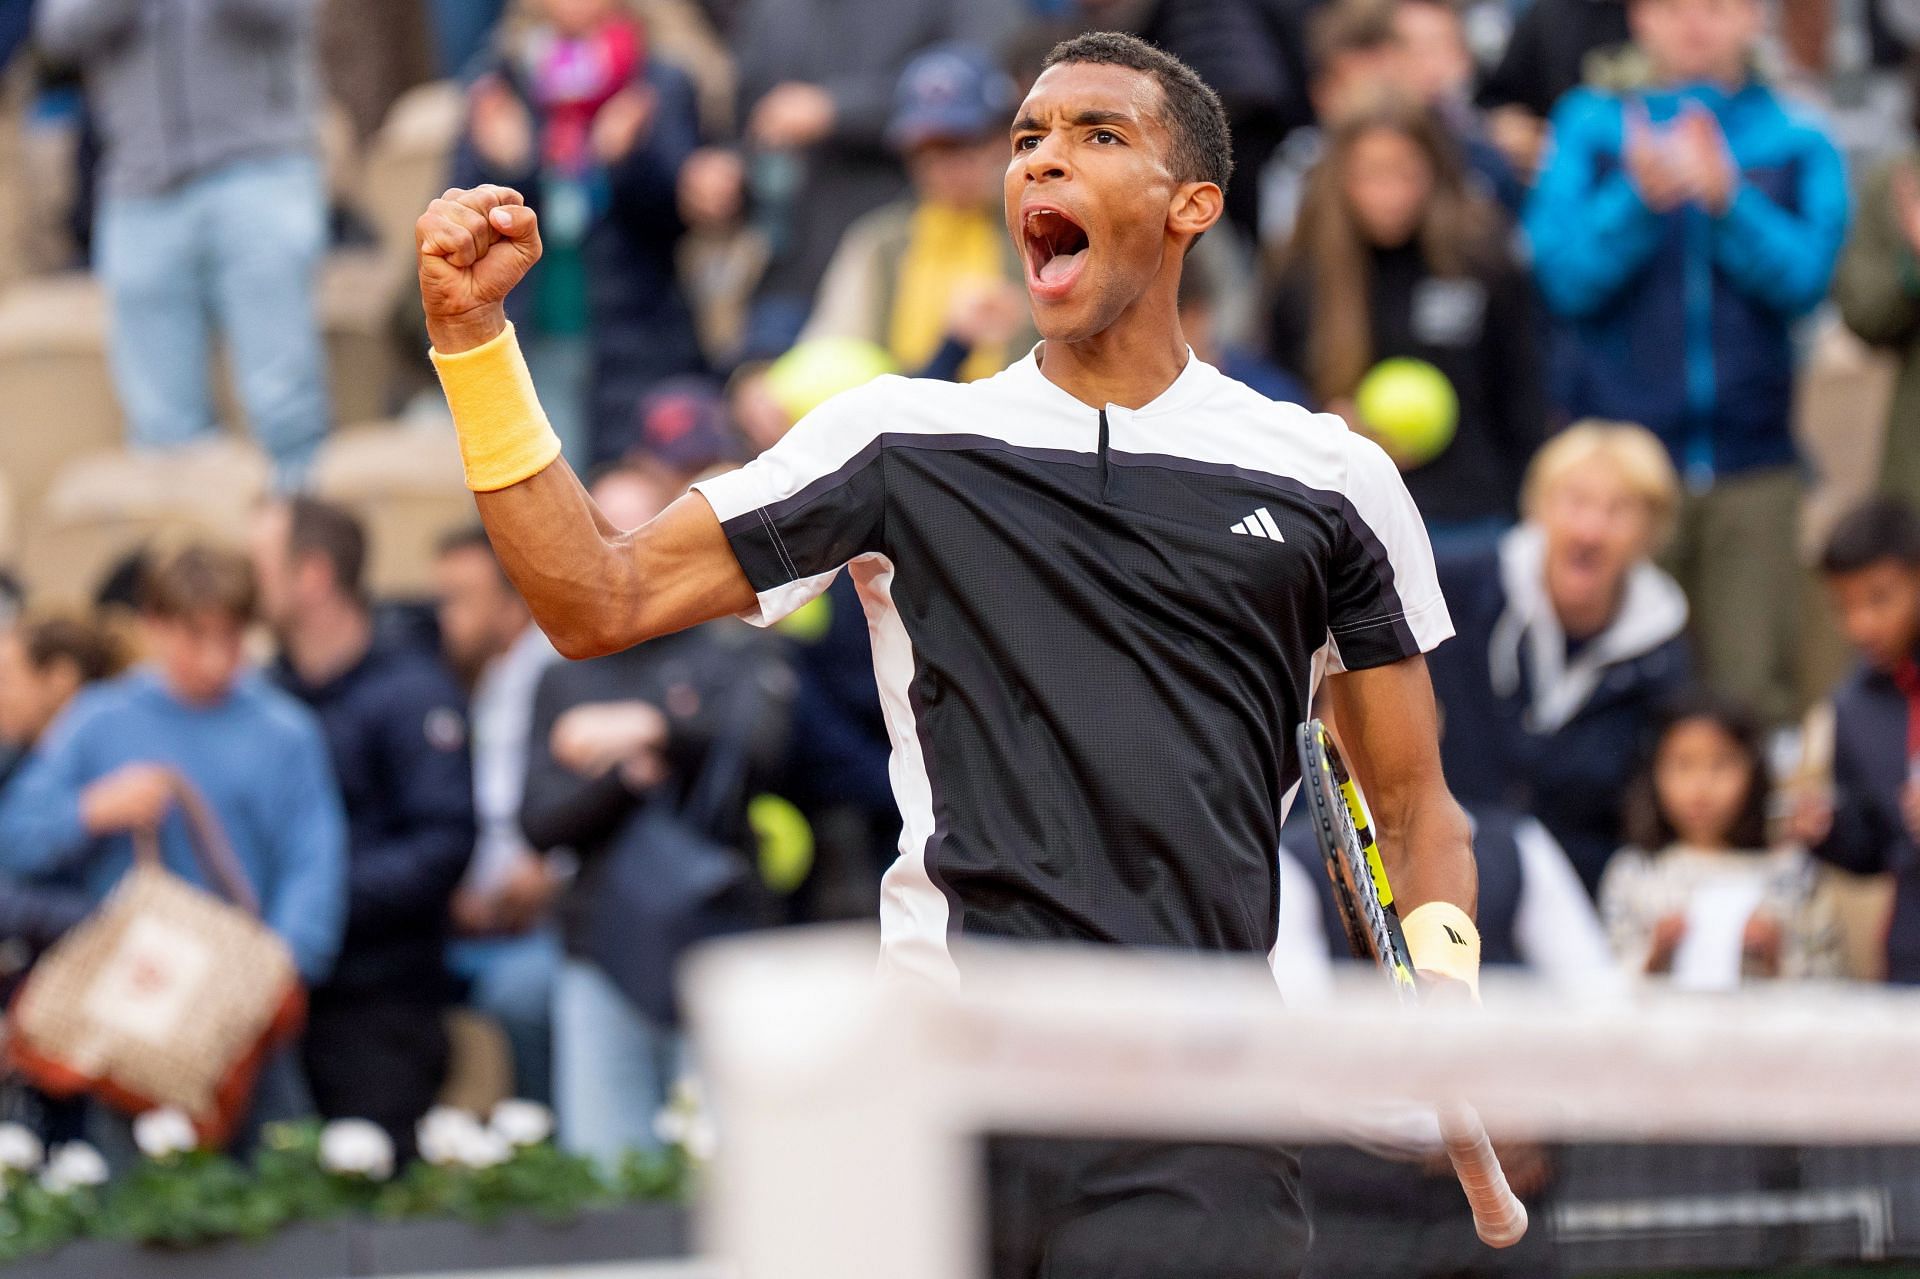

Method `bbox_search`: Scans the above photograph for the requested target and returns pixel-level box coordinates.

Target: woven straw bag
[7,772,305,1146]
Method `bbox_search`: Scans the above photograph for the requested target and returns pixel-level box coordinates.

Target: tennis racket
[1295,718,1529,1249]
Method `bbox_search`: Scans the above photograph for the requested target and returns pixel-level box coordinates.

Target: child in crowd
[1799,498,1920,984]
[1523,0,1848,727]
[1603,694,1841,984]
[454,0,705,465]
[1268,89,1543,548]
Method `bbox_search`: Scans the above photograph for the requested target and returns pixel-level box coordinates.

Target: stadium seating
[310,418,471,600]
[18,438,269,604]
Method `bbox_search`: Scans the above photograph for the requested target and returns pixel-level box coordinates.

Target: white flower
[0,1123,43,1173]
[488,1099,553,1148]
[38,1143,107,1194]
[652,1074,717,1162]
[457,1126,512,1170]
[133,1107,199,1160]
[318,1119,394,1181]
[416,1106,485,1167]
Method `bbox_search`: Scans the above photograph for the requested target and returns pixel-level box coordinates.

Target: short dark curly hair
[1041,31,1233,194]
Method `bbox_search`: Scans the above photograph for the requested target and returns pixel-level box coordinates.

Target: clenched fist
[416,184,544,354]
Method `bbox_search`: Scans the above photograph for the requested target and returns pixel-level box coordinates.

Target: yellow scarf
[888,202,1006,382]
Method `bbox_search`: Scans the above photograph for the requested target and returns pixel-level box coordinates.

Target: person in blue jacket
[1523,0,1848,728]
[254,497,474,1160]
[0,544,347,1136]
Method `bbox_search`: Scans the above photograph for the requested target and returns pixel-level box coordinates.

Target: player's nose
[1020,132,1071,183]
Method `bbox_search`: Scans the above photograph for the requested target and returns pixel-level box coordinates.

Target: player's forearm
[430,319,644,658]
[1376,789,1477,921]
[473,463,648,659]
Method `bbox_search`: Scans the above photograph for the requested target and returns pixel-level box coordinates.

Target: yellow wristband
[1403,901,1481,999]
[429,322,564,492]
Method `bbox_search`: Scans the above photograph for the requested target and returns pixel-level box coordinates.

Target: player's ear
[1167,180,1224,244]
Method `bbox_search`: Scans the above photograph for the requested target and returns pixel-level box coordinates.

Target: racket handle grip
[1437,1102,1529,1249]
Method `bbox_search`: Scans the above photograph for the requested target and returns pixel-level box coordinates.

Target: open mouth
[1022,206,1091,300]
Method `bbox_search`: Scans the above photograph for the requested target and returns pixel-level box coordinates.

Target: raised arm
[416,186,755,658]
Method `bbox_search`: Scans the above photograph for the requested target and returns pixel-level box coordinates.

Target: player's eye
[1091,129,1120,144]
[1014,135,1040,151]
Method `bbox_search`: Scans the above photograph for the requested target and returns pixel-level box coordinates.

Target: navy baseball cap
[888,43,1016,151]
[630,378,738,475]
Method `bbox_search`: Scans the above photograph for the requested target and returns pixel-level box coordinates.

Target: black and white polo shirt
[692,349,1452,984]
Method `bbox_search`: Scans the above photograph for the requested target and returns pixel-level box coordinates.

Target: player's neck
[1038,310,1192,412]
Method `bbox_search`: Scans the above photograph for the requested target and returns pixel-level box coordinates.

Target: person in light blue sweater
[0,545,346,984]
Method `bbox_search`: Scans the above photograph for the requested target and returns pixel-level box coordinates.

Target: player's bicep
[625,492,760,638]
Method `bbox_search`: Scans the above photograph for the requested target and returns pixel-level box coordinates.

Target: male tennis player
[419,31,1477,1278]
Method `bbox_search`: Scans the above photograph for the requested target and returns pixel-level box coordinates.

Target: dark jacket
[274,642,474,1002]
[452,56,705,463]
[1268,240,1546,524]
[1479,0,1629,118]
[1812,661,1920,983]
[1428,527,1691,894]
[1524,80,1849,481]
[519,621,793,957]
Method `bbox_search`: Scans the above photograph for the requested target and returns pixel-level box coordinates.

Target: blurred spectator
[1524,0,1848,727]
[726,0,1023,353]
[1182,258,1309,406]
[0,0,31,69]
[0,615,128,988]
[1604,692,1843,983]
[1268,91,1543,547]
[627,376,740,484]
[0,547,346,1165]
[1260,0,1403,248]
[1391,0,1524,212]
[1800,498,1920,984]
[1429,423,1691,894]
[430,0,510,78]
[1478,0,1628,183]
[801,43,1033,383]
[437,524,563,1106]
[0,616,126,792]
[453,0,706,465]
[521,463,791,1165]
[254,498,473,1158]
[1834,82,1920,516]
[318,0,436,143]
[36,0,332,489]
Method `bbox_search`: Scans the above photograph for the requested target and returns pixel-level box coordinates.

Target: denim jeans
[95,154,330,489]
[553,957,682,1169]
[448,930,561,1106]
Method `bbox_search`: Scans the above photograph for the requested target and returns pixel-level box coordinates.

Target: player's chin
[1026,285,1110,345]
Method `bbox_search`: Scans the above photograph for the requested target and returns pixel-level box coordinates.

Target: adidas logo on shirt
[1230,508,1286,541]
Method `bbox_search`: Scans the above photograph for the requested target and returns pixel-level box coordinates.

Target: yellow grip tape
[1403,901,1481,999]
[429,322,563,493]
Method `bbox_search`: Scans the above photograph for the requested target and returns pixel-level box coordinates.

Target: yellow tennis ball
[749,793,814,895]
[764,338,897,423]
[1354,358,1458,467]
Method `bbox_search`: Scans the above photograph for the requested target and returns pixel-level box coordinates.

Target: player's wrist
[427,304,509,356]
[429,320,563,492]
[1403,901,1481,1000]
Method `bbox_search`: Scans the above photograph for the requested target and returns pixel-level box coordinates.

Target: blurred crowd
[5,0,1920,1187]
